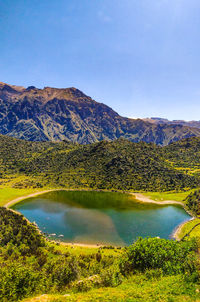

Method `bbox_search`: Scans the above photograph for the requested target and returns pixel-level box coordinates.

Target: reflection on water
[13,190,191,246]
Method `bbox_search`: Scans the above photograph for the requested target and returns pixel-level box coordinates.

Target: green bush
[43,256,80,290]
[0,207,45,255]
[185,190,200,216]
[0,262,43,302]
[100,265,122,287]
[71,275,101,292]
[120,237,198,276]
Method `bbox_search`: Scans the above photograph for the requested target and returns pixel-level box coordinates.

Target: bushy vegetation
[165,137,200,172]
[0,207,45,253]
[0,135,200,192]
[36,274,200,302]
[0,207,121,301]
[0,207,200,301]
[120,237,198,277]
[185,190,200,216]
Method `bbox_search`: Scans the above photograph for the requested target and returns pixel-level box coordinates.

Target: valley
[2,1,200,300]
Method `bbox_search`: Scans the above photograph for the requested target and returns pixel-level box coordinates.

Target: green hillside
[0,135,200,192]
[165,137,200,173]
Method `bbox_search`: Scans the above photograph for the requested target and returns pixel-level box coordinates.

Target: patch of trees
[185,190,200,216]
[0,207,45,254]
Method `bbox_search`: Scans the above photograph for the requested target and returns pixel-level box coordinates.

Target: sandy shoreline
[4,188,124,208]
[5,189,185,208]
[131,193,184,206]
[51,240,107,249]
[172,217,195,240]
[4,189,60,208]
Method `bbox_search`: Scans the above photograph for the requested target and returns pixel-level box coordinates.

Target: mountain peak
[43,86,89,98]
[0,82,93,104]
[0,81,200,145]
[0,82,25,92]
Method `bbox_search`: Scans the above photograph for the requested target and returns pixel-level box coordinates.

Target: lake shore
[51,240,107,249]
[4,188,124,208]
[131,193,194,240]
[4,188,193,244]
[5,188,187,208]
[172,217,195,240]
[4,189,58,208]
[131,193,184,206]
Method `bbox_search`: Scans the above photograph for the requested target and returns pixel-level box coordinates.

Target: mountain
[144,117,200,129]
[0,134,199,191]
[1,82,200,145]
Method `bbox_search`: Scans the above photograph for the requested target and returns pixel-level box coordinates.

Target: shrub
[0,262,43,301]
[100,265,122,287]
[120,237,198,276]
[71,275,101,292]
[43,256,80,290]
[185,190,200,216]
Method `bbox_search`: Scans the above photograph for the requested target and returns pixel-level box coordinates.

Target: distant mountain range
[143,117,200,129]
[0,81,200,145]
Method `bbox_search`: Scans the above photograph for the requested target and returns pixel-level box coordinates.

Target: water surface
[13,190,191,246]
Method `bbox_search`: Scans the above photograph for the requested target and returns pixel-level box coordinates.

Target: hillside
[0,134,200,191]
[1,82,200,145]
[164,137,200,174]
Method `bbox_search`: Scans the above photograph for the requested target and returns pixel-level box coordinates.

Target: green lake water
[12,190,191,246]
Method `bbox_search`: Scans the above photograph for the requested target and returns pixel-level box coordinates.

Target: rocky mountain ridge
[0,81,200,145]
[144,117,200,129]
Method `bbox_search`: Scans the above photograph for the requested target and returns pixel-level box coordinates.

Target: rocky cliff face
[0,82,200,145]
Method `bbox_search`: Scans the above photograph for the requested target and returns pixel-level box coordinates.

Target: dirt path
[131,193,184,206]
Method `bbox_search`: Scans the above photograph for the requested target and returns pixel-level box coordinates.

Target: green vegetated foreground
[22,275,200,302]
[1,134,200,192]
[0,207,200,302]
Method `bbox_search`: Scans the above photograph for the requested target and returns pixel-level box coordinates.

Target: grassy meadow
[22,274,200,302]
[143,191,194,203]
[0,187,44,207]
[176,219,200,240]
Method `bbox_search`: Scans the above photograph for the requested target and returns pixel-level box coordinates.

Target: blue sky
[0,0,200,120]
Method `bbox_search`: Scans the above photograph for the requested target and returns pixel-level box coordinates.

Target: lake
[12,190,191,246]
